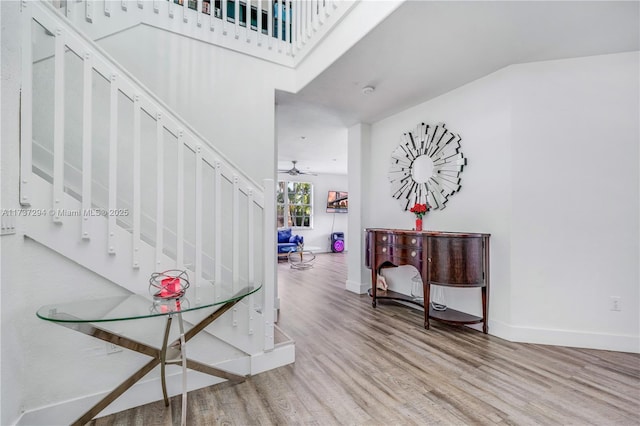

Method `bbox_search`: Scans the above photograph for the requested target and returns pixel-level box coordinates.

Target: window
[277,181,313,228]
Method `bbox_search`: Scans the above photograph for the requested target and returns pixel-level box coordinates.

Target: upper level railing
[52,0,356,66]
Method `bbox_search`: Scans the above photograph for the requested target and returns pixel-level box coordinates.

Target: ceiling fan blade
[277,161,316,176]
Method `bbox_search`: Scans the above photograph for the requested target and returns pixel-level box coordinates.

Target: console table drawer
[376,233,422,248]
[376,245,421,260]
[397,235,422,248]
[376,232,396,245]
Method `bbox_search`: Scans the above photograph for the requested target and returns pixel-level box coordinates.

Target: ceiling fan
[278,160,317,176]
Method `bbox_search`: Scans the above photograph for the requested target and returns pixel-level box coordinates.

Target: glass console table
[37,282,261,426]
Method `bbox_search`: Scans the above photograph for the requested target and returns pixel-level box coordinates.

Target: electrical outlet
[610,296,621,312]
[106,342,122,354]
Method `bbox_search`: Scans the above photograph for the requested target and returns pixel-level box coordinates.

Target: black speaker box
[331,232,345,253]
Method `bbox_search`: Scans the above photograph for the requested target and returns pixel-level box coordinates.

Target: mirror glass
[388,122,467,210]
[411,155,434,184]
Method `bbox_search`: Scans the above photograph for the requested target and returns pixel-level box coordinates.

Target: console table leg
[71,359,160,426]
[371,268,378,308]
[160,316,173,406]
[177,312,188,426]
[423,283,431,329]
[481,286,488,334]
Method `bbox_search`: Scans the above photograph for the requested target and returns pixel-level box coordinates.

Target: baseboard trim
[345,279,368,294]
[489,319,640,353]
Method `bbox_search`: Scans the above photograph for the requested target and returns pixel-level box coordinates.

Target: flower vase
[415,218,423,231]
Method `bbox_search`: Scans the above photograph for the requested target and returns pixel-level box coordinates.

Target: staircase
[18,0,293,416]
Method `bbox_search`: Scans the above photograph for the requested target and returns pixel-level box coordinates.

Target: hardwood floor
[92,253,640,425]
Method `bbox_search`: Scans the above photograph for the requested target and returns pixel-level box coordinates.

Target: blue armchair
[277,228,304,257]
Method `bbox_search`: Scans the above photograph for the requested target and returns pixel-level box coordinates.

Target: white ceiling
[276,0,639,175]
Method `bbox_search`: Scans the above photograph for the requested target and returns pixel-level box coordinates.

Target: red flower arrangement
[409,203,430,219]
[410,203,430,231]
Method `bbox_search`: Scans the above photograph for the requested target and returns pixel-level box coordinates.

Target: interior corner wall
[346,123,370,294]
[509,52,639,352]
[366,51,639,352]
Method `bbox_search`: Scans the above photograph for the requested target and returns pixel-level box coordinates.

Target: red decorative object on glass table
[149,270,190,300]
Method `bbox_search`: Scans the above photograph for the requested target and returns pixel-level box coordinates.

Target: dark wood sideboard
[365,228,490,333]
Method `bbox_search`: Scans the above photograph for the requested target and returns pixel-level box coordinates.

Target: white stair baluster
[306,0,312,38]
[155,114,165,269]
[222,0,228,34]
[310,0,316,31]
[267,0,273,49]
[319,0,324,26]
[285,0,291,54]
[247,188,255,335]
[81,52,93,240]
[263,179,276,351]
[234,0,240,38]
[85,0,93,23]
[176,130,185,269]
[20,3,33,207]
[214,161,222,289]
[245,0,251,42]
[108,74,119,255]
[52,28,65,224]
[277,0,283,52]
[132,95,141,269]
[257,0,263,45]
[209,0,216,32]
[195,145,203,298]
[300,0,306,44]
[232,175,240,291]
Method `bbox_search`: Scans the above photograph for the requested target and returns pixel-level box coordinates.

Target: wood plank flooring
[91,253,640,425]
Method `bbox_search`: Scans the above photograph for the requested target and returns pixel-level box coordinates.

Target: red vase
[415,218,423,231]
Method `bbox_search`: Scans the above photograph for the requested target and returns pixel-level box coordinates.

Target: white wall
[277,172,349,253]
[364,52,639,352]
[509,52,639,350]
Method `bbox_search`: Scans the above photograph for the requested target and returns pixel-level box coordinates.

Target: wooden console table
[365,229,490,333]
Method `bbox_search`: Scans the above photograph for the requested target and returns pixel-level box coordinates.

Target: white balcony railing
[53,0,356,66]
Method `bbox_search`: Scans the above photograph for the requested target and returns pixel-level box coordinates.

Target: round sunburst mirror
[389,122,466,211]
